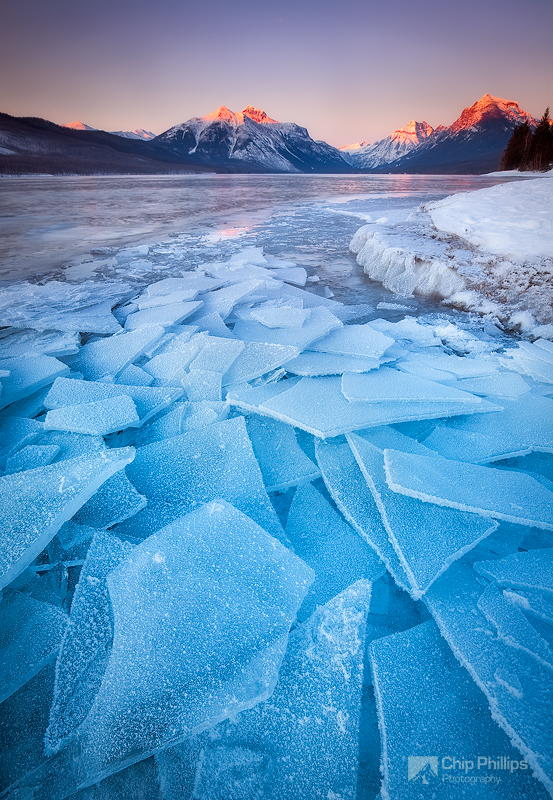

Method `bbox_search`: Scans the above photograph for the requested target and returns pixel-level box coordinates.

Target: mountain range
[0,94,539,175]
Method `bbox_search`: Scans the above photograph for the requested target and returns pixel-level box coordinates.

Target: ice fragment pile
[0,245,552,799]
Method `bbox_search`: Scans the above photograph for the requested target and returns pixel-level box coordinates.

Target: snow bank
[350,179,553,338]
[427,178,553,262]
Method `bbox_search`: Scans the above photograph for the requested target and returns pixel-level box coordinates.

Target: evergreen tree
[527,108,553,171]
[500,121,533,170]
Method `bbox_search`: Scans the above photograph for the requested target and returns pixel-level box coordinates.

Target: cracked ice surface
[0,238,551,800]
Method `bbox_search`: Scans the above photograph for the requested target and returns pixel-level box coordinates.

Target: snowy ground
[351,177,553,338]
[0,239,553,799]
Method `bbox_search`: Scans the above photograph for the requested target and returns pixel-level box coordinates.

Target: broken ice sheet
[45,532,133,756]
[0,329,80,360]
[76,501,313,786]
[234,376,499,439]
[424,395,553,464]
[456,371,530,399]
[341,367,485,405]
[347,433,497,598]
[310,323,394,359]
[118,416,283,540]
[474,548,553,595]
[182,369,222,401]
[5,443,60,474]
[245,301,311,329]
[245,416,320,492]
[0,592,67,703]
[315,438,410,592]
[188,336,244,373]
[285,482,384,619]
[0,355,70,410]
[0,446,134,590]
[477,583,553,671]
[67,326,164,381]
[398,351,499,380]
[285,350,382,376]
[45,377,183,426]
[425,557,553,795]
[232,307,343,351]
[44,395,139,436]
[188,581,372,800]
[370,620,549,800]
[124,300,203,331]
[384,448,553,530]
[116,363,154,386]
[0,416,43,468]
[223,342,299,385]
[74,470,146,529]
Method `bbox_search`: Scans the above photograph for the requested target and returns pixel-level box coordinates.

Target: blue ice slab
[341,367,484,405]
[285,350,382,376]
[477,584,553,670]
[67,327,164,381]
[0,446,134,590]
[44,395,139,436]
[133,402,190,446]
[315,438,410,592]
[285,483,383,619]
[192,312,236,338]
[76,501,313,786]
[425,559,553,794]
[398,352,499,379]
[0,593,67,704]
[189,746,268,800]
[74,470,146,529]
[347,434,496,597]
[116,364,154,386]
[353,424,434,455]
[189,581,372,800]
[124,300,203,331]
[45,377,183,426]
[245,416,320,492]
[233,376,500,439]
[246,302,310,328]
[119,416,283,540]
[474,549,553,594]
[223,342,300,385]
[310,323,394,359]
[182,369,222,401]
[503,588,553,626]
[0,416,43,468]
[456,371,530,399]
[0,355,70,410]
[72,758,162,800]
[384,449,553,530]
[181,400,229,432]
[232,307,343,351]
[370,620,549,800]
[426,395,553,464]
[193,280,272,320]
[36,430,105,462]
[5,443,60,474]
[189,336,244,373]
[45,532,133,755]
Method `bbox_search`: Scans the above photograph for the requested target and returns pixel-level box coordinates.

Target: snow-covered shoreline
[350,177,553,339]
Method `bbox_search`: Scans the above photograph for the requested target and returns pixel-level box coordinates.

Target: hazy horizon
[2,0,551,146]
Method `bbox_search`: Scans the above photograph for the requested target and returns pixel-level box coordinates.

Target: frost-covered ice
[350,178,553,336]
[0,235,551,799]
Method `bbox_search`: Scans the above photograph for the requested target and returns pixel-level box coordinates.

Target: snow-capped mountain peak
[340,119,434,168]
[449,94,536,132]
[157,105,348,173]
[391,119,434,144]
[63,121,96,131]
[242,106,278,124]
[110,128,156,140]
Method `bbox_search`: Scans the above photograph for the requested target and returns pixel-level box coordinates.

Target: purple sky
[1,0,551,146]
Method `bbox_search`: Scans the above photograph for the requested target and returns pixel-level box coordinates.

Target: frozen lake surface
[0,173,507,285]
